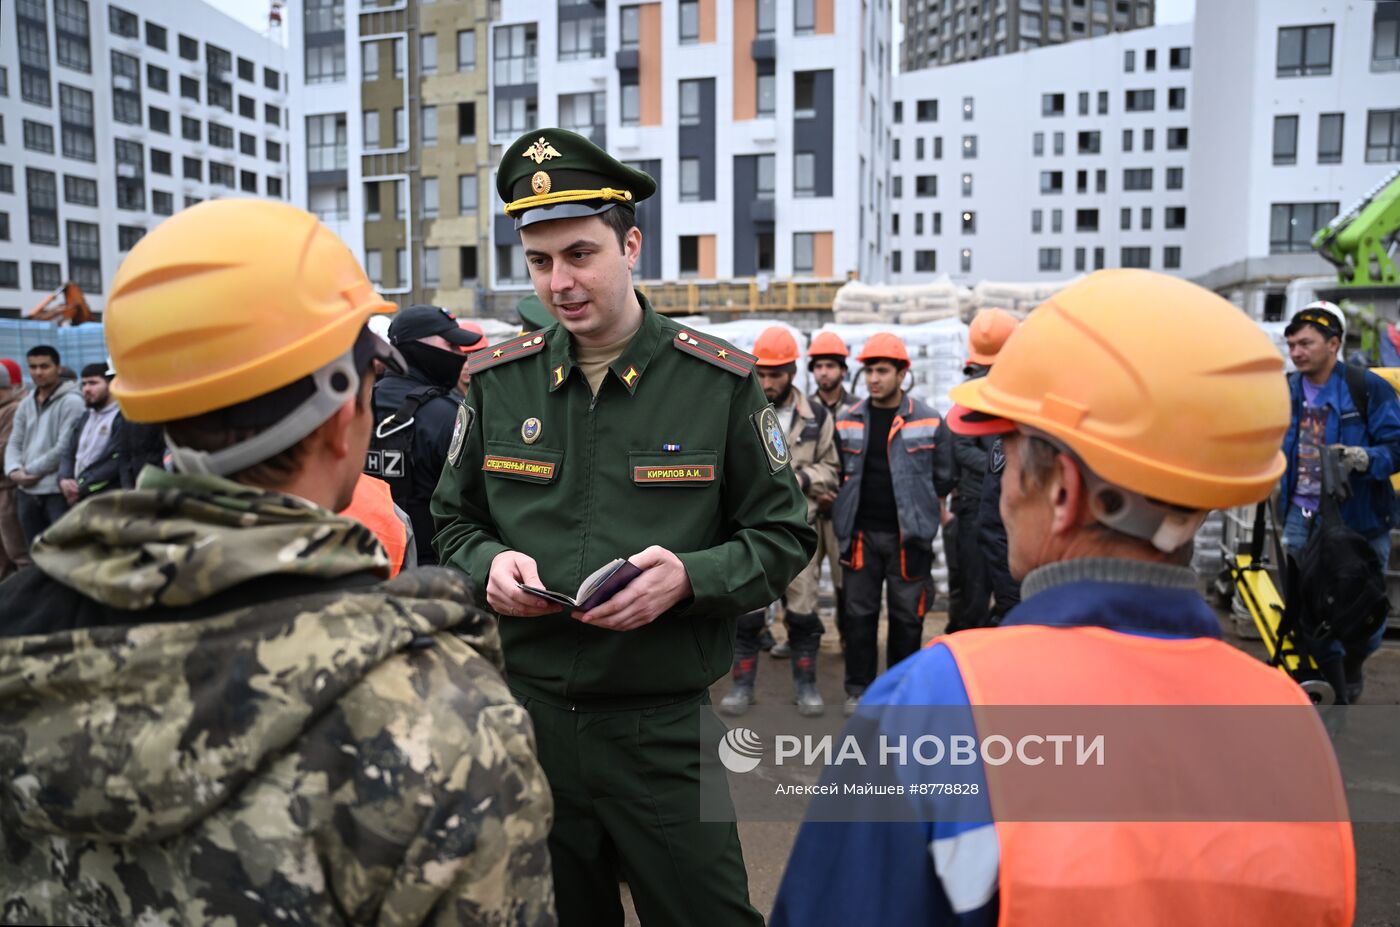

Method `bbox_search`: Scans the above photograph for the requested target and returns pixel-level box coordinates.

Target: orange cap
[966,308,1020,366]
[456,319,490,353]
[947,270,1289,510]
[856,332,911,366]
[753,326,800,367]
[808,331,850,360]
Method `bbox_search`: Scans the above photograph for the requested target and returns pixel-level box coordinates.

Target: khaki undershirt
[576,332,634,395]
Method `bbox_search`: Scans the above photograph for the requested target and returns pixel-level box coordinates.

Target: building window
[58,84,96,161]
[1167,127,1188,150]
[794,72,817,119]
[1041,93,1064,116]
[153,189,174,214]
[147,64,168,93]
[178,34,198,59]
[1040,171,1063,194]
[1124,89,1154,112]
[239,132,255,156]
[1166,167,1184,190]
[793,233,815,274]
[1097,90,1108,114]
[963,96,975,121]
[1164,206,1186,229]
[183,156,201,180]
[1163,246,1182,269]
[1376,2,1400,70]
[756,233,775,274]
[795,0,816,35]
[210,162,234,188]
[1039,248,1062,272]
[1142,128,1154,151]
[1366,109,1400,162]
[180,75,199,100]
[111,51,142,124]
[264,67,281,91]
[1277,24,1333,77]
[1317,113,1344,164]
[916,175,937,197]
[209,123,233,149]
[1033,132,1044,156]
[756,154,775,200]
[1053,131,1064,155]
[891,251,902,274]
[1270,201,1339,253]
[62,174,96,206]
[306,114,346,172]
[55,0,92,74]
[916,99,938,122]
[1120,207,1132,230]
[365,249,383,287]
[1077,131,1101,154]
[559,10,605,61]
[1122,128,1134,152]
[420,176,439,219]
[420,105,437,146]
[151,148,172,175]
[495,97,538,137]
[1077,91,1089,116]
[1050,209,1062,233]
[446,103,471,145]
[559,91,605,140]
[494,24,537,85]
[1075,208,1099,232]
[757,74,776,117]
[395,247,408,287]
[961,211,976,234]
[962,135,977,158]
[960,173,973,196]
[237,56,254,82]
[679,235,701,276]
[1074,247,1086,271]
[757,0,776,35]
[679,158,701,202]
[679,0,700,44]
[33,262,63,291]
[1124,49,1135,72]
[795,152,816,197]
[960,249,972,273]
[420,33,437,74]
[305,44,345,84]
[1273,115,1298,164]
[394,38,406,78]
[118,225,144,251]
[1120,247,1151,268]
[23,120,54,154]
[238,95,255,119]
[454,174,477,214]
[25,168,58,247]
[620,74,640,126]
[18,0,53,108]
[457,29,476,71]
[1031,209,1043,233]
[458,246,478,282]
[1123,167,1153,191]
[421,247,439,288]
[1141,207,1152,230]
[1168,87,1186,110]
[108,4,138,38]
[915,250,937,272]
[619,7,641,50]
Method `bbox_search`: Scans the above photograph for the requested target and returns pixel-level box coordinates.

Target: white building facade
[1189,0,1400,316]
[0,0,292,316]
[487,0,891,293]
[888,19,1194,285]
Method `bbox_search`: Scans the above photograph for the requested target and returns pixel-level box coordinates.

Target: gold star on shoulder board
[522,137,563,165]
[493,348,504,358]
[717,349,729,358]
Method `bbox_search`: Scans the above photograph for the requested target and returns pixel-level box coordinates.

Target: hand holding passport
[516,558,644,612]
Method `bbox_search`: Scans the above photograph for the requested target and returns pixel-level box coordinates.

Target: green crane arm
[1312,167,1400,288]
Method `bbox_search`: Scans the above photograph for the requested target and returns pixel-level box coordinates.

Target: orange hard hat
[456,319,490,353]
[808,331,850,360]
[947,269,1289,511]
[856,332,911,366]
[966,308,1020,366]
[753,326,800,367]
[107,199,393,423]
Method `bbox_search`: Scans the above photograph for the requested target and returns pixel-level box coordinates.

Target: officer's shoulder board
[671,329,756,377]
[467,332,548,374]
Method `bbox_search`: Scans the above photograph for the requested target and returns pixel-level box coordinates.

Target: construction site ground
[612,599,1400,926]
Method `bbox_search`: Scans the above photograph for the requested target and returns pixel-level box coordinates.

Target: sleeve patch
[448,404,475,469]
[751,404,792,473]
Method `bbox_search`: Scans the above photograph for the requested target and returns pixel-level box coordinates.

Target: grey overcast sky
[205,0,1198,54]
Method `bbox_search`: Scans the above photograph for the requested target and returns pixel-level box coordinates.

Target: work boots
[787,612,825,717]
[721,654,759,716]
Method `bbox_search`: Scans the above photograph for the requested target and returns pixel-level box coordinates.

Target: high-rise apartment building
[901,0,1154,71]
[0,0,290,316]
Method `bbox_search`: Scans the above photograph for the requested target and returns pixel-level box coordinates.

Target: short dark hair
[599,204,637,251]
[80,363,110,380]
[27,345,59,364]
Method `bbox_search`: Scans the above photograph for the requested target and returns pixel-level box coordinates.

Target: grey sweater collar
[1021,557,1198,601]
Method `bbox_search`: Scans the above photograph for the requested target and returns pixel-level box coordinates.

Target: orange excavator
[27,282,94,326]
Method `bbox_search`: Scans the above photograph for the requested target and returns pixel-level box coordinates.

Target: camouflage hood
[1,474,502,844]
[30,468,392,609]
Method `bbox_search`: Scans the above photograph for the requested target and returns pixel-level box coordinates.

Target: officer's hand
[486,550,561,618]
[574,545,692,632]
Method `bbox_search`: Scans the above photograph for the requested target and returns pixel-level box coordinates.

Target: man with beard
[721,326,839,717]
[57,363,126,503]
[806,331,856,650]
[369,304,482,566]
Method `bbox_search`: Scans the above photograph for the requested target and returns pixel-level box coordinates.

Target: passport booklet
[517,558,643,611]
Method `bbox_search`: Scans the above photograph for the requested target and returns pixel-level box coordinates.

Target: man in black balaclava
[369,305,481,565]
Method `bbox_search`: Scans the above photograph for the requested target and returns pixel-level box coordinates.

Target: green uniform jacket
[432,294,815,706]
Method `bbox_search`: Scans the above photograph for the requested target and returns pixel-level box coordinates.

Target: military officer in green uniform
[433,128,816,926]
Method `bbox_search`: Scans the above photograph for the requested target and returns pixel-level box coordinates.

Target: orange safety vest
[341,473,408,577]
[941,625,1355,927]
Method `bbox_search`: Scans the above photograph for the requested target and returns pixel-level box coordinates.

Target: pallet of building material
[899,308,961,325]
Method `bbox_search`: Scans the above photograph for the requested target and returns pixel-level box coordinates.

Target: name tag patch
[483,455,557,480]
[633,465,716,483]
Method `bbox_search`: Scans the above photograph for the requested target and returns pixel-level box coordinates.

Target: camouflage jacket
[0,471,555,926]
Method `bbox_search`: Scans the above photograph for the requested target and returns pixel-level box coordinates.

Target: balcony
[751,37,776,62]
[614,48,639,71]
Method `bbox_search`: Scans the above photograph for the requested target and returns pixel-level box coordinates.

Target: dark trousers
[518,690,763,927]
[16,491,68,547]
[842,529,931,695]
[946,503,990,633]
[735,607,823,657]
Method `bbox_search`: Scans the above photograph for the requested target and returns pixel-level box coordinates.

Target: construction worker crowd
[0,126,1375,926]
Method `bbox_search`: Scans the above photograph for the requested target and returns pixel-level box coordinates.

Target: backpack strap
[376,385,447,439]
[1343,363,1370,428]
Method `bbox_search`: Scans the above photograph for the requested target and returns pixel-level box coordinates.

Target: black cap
[1285,304,1344,340]
[387,305,483,348]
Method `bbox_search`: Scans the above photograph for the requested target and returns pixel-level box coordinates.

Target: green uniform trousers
[517,690,764,927]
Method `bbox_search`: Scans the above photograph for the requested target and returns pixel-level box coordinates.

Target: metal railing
[636,279,846,315]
